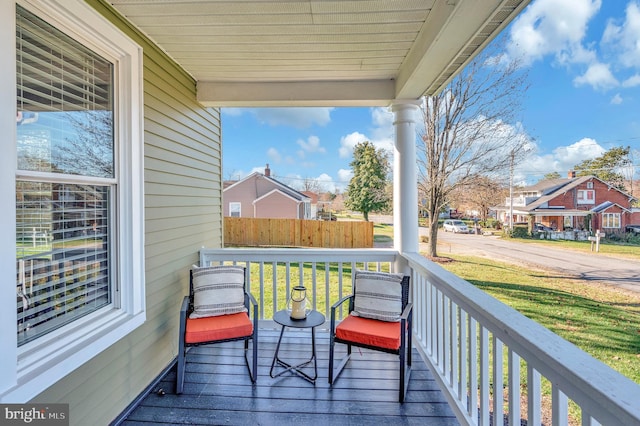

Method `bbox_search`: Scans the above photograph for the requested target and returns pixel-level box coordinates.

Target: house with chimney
[493,171,638,234]
[223,164,312,219]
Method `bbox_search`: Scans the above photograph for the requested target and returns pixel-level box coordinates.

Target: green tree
[574,146,630,191]
[542,171,561,180]
[345,141,390,221]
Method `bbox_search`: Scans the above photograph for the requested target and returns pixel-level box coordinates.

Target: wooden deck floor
[119,326,460,426]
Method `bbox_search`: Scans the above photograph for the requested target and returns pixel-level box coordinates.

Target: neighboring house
[493,171,638,233]
[223,165,311,219]
[301,191,319,219]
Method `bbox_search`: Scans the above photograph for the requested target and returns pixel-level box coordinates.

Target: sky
[221,0,640,193]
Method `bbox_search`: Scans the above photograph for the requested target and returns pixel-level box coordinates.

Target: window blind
[16,182,111,345]
[16,6,115,346]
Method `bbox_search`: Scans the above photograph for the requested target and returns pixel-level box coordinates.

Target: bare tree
[418,44,531,257]
[465,176,508,222]
[300,177,323,193]
[57,110,114,178]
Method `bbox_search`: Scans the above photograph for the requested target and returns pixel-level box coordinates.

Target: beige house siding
[31,1,223,424]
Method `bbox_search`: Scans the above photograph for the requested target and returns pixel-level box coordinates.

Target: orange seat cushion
[185,312,253,344]
[335,314,401,350]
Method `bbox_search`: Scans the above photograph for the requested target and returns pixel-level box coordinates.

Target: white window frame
[229,202,241,217]
[0,0,145,402]
[577,189,595,205]
[602,213,620,229]
[564,215,573,228]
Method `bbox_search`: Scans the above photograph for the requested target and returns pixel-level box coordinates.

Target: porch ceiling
[108,0,530,107]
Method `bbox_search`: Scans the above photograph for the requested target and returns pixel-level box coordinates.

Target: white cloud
[337,168,353,190]
[338,131,368,158]
[507,0,601,66]
[337,108,396,160]
[573,62,619,89]
[372,106,392,127]
[602,1,640,68]
[522,138,606,181]
[253,107,333,128]
[314,173,336,192]
[267,147,281,163]
[553,137,605,163]
[296,135,326,154]
[610,93,623,104]
[622,74,640,87]
[250,165,267,175]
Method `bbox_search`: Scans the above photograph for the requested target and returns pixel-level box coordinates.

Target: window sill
[1,309,145,402]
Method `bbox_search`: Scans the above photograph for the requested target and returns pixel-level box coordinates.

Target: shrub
[503,225,530,239]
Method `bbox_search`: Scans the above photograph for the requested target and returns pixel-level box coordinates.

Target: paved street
[431,228,640,294]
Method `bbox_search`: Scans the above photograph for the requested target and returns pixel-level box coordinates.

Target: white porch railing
[200,248,640,426]
[200,248,399,320]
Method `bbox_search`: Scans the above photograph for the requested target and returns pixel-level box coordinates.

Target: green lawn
[439,254,640,385]
[373,223,393,244]
[505,237,640,260]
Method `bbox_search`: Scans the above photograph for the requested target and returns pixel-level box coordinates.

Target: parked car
[442,219,469,233]
[317,211,337,221]
[534,223,553,232]
[625,224,640,234]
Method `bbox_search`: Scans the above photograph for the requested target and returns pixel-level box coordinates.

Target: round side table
[269,309,325,383]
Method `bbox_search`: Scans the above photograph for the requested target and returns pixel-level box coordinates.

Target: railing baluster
[430,281,436,356]
[527,365,541,425]
[552,383,568,426]
[469,318,478,420]
[459,309,468,412]
[479,326,489,425]
[451,302,459,395]
[493,337,504,426]
[259,262,265,319]
[324,262,330,319]
[285,262,291,313]
[271,261,277,313]
[438,289,444,373]
[311,262,317,311]
[508,349,521,426]
[444,294,451,381]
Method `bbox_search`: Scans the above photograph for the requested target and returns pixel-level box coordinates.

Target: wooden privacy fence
[224,217,373,248]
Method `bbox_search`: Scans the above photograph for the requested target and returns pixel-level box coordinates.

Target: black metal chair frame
[176,268,258,394]
[328,275,412,402]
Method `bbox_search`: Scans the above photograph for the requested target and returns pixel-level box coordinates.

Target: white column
[391,100,421,254]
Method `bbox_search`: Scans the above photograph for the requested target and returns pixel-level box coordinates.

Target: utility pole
[509,149,514,232]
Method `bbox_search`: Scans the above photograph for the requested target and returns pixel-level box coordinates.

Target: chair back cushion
[351,270,404,322]
[190,265,247,318]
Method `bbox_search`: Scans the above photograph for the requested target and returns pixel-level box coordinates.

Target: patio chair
[328,270,412,402]
[176,265,258,394]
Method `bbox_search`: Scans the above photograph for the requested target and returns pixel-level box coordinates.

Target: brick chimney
[568,170,576,179]
[264,163,271,177]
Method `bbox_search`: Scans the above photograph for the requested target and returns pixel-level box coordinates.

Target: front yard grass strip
[440,254,640,384]
[440,254,640,424]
